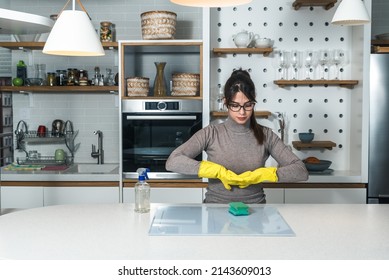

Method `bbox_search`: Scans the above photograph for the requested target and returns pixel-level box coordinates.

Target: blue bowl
[304,160,332,171]
[299,132,314,143]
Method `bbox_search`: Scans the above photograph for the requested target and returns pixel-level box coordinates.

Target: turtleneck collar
[224,117,251,133]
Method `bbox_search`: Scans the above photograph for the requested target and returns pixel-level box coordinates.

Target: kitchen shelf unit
[120,40,203,100]
[292,0,337,10]
[211,111,271,118]
[0,86,118,93]
[292,141,336,150]
[212,47,273,57]
[274,80,358,89]
[0,41,118,51]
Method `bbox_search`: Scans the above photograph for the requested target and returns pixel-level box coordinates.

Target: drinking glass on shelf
[304,50,318,80]
[318,49,331,80]
[276,50,290,80]
[331,49,346,80]
[290,50,302,80]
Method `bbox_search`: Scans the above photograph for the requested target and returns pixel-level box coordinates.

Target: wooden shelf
[372,46,389,54]
[0,86,118,93]
[122,95,202,100]
[211,111,272,118]
[292,0,337,10]
[212,47,273,57]
[0,41,118,50]
[274,80,358,89]
[292,141,336,150]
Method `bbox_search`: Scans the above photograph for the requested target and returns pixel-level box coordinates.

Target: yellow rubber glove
[198,161,244,191]
[237,167,278,188]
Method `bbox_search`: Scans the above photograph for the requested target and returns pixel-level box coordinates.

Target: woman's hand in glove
[198,161,245,191]
[237,167,278,188]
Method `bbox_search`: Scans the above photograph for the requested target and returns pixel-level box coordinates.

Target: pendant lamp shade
[170,0,252,7]
[331,0,370,26]
[43,10,104,56]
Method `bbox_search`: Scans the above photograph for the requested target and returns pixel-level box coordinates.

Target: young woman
[166,69,308,203]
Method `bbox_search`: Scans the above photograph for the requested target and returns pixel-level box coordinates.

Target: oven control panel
[145,101,179,111]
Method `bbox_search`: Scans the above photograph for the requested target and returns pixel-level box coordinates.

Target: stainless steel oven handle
[126,115,197,120]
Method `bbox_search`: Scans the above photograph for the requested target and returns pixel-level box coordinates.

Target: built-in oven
[122,99,202,179]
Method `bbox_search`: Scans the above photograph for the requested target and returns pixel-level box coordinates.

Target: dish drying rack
[14,120,80,166]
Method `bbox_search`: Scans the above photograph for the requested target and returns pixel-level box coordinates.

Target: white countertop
[0,203,388,260]
[0,163,120,182]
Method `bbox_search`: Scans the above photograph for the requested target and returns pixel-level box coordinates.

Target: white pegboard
[209,0,365,174]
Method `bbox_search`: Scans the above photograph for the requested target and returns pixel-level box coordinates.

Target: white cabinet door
[285,188,366,204]
[264,188,284,204]
[1,187,44,209]
[44,187,119,206]
[124,188,203,203]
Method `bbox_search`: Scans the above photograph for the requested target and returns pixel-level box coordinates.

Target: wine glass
[276,50,290,80]
[318,49,331,80]
[304,50,318,80]
[290,50,302,80]
[331,49,346,80]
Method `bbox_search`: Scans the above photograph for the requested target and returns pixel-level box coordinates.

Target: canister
[47,72,57,86]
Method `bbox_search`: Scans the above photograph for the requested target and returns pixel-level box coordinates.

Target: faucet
[91,130,104,164]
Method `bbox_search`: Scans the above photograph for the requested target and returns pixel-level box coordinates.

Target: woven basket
[126,77,149,97]
[171,73,200,96]
[141,11,177,40]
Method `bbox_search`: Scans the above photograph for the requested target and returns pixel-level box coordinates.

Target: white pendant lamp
[170,0,252,8]
[43,0,104,56]
[331,0,370,26]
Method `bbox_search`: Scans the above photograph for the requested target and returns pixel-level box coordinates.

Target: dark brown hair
[224,69,264,145]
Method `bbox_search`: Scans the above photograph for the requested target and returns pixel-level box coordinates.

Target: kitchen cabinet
[44,187,119,206]
[120,40,203,100]
[0,186,44,209]
[284,188,366,204]
[263,188,285,204]
[123,187,203,204]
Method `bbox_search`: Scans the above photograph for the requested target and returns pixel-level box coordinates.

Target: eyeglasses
[228,102,256,112]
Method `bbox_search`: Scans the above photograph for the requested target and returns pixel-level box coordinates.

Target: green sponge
[228,202,249,216]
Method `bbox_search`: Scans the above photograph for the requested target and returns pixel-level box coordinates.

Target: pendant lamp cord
[58,0,92,20]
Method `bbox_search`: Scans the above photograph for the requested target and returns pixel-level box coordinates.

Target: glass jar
[47,72,57,86]
[56,70,67,86]
[67,68,78,86]
[79,69,89,86]
[35,64,46,85]
[100,21,113,42]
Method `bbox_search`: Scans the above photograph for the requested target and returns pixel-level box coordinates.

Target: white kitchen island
[0,203,388,260]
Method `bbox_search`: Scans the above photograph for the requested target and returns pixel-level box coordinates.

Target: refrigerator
[368,54,389,204]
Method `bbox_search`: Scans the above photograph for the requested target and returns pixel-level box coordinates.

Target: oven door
[122,113,202,179]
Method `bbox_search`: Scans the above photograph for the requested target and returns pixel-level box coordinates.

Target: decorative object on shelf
[171,73,200,96]
[299,132,314,143]
[331,0,370,26]
[153,62,167,97]
[100,21,113,42]
[25,78,43,86]
[141,11,177,40]
[254,37,272,48]
[35,64,47,85]
[16,60,27,86]
[46,72,57,86]
[303,158,332,172]
[43,0,105,56]
[52,119,64,137]
[37,125,47,137]
[170,0,252,7]
[232,30,254,48]
[126,77,149,97]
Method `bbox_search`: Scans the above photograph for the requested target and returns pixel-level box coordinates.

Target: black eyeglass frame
[227,101,256,112]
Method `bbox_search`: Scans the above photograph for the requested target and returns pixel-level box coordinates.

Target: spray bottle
[134,168,150,213]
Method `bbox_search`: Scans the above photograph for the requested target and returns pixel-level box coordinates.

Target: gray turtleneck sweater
[165,118,308,203]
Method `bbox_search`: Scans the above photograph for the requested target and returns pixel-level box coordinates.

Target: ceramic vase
[153,62,167,97]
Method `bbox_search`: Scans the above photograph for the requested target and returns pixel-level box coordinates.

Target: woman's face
[227,91,254,125]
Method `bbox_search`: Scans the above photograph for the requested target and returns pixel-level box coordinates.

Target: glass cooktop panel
[149,205,295,236]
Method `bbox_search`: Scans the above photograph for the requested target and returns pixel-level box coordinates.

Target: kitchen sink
[65,163,119,174]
